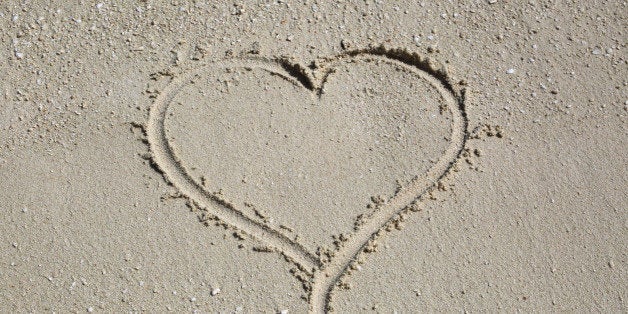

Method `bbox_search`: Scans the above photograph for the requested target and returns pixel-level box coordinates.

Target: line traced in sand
[145,47,468,313]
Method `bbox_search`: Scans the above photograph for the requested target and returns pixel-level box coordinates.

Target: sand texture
[1,1,626,313]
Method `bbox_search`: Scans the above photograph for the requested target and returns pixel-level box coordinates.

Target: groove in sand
[146,48,468,313]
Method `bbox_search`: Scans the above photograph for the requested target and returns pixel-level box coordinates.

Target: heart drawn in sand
[146,47,467,312]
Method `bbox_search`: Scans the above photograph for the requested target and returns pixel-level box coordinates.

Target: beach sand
[1,1,625,312]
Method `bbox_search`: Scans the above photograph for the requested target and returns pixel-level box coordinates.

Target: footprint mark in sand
[145,46,468,313]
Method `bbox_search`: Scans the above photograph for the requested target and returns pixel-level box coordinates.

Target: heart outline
[146,46,468,313]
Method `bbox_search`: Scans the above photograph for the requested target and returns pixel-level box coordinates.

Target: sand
[1,1,626,313]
